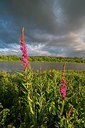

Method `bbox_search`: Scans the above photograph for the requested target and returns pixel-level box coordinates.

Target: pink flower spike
[60,79,67,100]
[20,27,29,70]
[60,64,67,100]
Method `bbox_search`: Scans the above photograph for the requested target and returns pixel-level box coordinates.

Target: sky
[0,0,85,57]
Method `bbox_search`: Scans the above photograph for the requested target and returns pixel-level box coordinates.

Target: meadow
[0,69,85,128]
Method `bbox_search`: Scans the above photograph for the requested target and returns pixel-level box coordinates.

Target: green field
[0,69,85,127]
[0,55,85,63]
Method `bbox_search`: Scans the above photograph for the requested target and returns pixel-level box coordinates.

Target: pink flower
[60,64,67,100]
[60,79,67,100]
[20,27,29,70]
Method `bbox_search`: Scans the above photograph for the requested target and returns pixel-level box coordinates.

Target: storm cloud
[0,0,85,57]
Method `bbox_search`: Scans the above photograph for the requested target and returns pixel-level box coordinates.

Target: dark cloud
[6,0,85,34]
[0,0,85,57]
[60,0,85,20]
[59,0,85,30]
[7,0,58,34]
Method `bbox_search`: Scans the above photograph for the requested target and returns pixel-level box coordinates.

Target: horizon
[0,0,85,57]
[0,54,84,59]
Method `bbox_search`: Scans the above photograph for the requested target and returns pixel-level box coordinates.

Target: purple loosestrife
[66,105,73,122]
[20,27,29,70]
[60,64,67,100]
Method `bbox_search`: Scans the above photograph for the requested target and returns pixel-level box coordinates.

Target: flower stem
[61,100,65,116]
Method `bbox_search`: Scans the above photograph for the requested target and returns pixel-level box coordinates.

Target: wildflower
[66,105,73,122]
[60,79,67,100]
[60,64,67,100]
[20,27,29,70]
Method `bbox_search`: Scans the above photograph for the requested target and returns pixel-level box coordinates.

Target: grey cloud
[5,0,70,35]
[59,0,85,30]
[1,0,85,34]
[64,48,85,58]
[0,0,85,57]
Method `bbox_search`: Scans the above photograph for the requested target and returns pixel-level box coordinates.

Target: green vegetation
[0,55,85,63]
[0,70,85,127]
[29,56,85,63]
[0,55,20,62]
